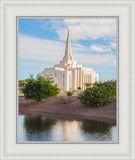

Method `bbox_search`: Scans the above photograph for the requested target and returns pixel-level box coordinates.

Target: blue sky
[18,17,117,82]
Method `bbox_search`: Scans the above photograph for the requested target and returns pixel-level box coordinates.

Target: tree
[77,87,81,90]
[84,83,94,88]
[22,75,59,102]
[78,79,116,107]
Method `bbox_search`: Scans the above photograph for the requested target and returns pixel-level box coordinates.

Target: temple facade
[38,27,99,91]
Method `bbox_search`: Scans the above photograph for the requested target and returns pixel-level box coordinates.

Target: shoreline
[19,95,116,126]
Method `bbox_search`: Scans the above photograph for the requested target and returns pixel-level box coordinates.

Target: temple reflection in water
[58,120,82,141]
[17,115,117,142]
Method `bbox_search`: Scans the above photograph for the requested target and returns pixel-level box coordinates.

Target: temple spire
[63,26,73,61]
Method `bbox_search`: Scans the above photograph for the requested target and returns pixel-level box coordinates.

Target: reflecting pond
[18,115,117,142]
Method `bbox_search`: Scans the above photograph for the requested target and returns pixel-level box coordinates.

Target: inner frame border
[16,16,119,144]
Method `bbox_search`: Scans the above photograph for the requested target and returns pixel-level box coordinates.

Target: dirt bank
[19,95,116,125]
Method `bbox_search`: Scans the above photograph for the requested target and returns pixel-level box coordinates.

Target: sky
[18,17,117,82]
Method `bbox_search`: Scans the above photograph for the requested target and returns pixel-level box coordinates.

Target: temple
[38,27,99,91]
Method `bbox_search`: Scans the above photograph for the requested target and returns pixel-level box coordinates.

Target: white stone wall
[38,66,99,91]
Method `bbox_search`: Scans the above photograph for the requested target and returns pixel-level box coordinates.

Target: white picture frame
[0,0,134,160]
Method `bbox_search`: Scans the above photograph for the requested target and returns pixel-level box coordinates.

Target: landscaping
[19,95,116,125]
[19,78,116,125]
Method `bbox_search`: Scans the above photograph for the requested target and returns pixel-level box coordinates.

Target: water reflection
[18,115,117,142]
[81,120,111,134]
[24,116,56,133]
[59,120,82,141]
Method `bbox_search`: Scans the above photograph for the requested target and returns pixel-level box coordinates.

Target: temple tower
[63,26,73,62]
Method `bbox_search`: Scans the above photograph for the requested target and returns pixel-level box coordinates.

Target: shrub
[93,80,116,98]
[22,75,59,103]
[57,95,68,104]
[19,80,27,88]
[77,87,81,90]
[78,79,116,107]
[66,91,73,96]
[84,83,91,88]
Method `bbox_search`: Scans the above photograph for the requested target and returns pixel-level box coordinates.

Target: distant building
[38,27,99,91]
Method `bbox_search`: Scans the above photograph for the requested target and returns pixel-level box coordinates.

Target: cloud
[38,18,117,41]
[19,34,65,62]
[72,43,85,48]
[57,18,117,41]
[19,34,116,67]
[74,53,116,66]
[90,45,112,52]
[110,42,117,49]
